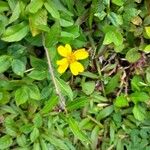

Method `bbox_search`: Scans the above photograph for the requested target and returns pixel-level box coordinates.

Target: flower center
[67,53,76,64]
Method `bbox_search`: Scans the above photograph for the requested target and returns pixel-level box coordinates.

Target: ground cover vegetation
[0,0,150,149]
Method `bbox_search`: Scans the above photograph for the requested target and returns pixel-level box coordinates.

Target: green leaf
[103,26,123,46]
[131,75,143,91]
[103,0,110,5]
[80,72,99,79]
[33,113,43,128]
[41,85,52,99]
[60,32,74,41]
[88,0,98,29]
[55,77,73,101]
[45,21,60,48]
[0,55,12,73]
[62,25,79,39]
[114,94,129,107]
[67,97,88,111]
[123,7,140,24]
[41,95,58,114]
[19,124,33,134]
[144,44,150,53]
[82,81,95,95]
[25,34,42,46]
[12,59,26,76]
[30,56,48,70]
[33,142,41,150]
[16,134,27,147]
[0,105,18,115]
[52,0,73,16]
[130,92,149,104]
[7,44,26,58]
[42,134,70,150]
[5,126,17,137]
[110,122,115,143]
[44,1,60,19]
[105,72,121,94]
[7,0,16,10]
[0,1,9,12]
[27,84,41,100]
[116,139,124,150]
[28,70,47,80]
[1,21,29,42]
[91,126,100,150]
[0,90,10,105]
[27,0,43,14]
[108,12,123,26]
[15,86,29,106]
[60,19,73,27]
[146,67,150,83]
[91,92,108,102]
[30,127,39,142]
[97,105,114,120]
[112,0,124,6]
[0,135,12,149]
[94,11,107,21]
[40,139,48,150]
[114,44,125,52]
[126,48,141,63]
[133,105,146,121]
[145,26,150,37]
[144,15,150,26]
[29,9,48,36]
[67,117,90,143]
[9,1,21,24]
[0,14,8,35]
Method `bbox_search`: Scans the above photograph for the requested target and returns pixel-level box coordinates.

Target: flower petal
[65,44,72,53]
[70,61,84,75]
[57,44,72,57]
[57,65,68,74]
[74,48,89,60]
[57,58,68,65]
[57,58,69,74]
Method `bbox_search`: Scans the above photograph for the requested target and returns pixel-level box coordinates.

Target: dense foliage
[0,0,150,149]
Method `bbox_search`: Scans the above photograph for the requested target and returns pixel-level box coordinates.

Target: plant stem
[42,34,66,111]
[87,115,103,128]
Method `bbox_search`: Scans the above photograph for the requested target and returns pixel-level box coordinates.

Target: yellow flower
[57,44,89,75]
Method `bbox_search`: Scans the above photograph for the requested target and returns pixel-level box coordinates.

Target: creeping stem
[42,34,66,111]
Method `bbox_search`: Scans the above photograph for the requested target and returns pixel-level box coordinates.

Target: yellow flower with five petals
[57,44,89,75]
